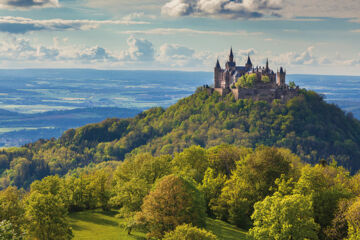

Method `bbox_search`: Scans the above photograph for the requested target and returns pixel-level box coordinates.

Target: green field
[69,210,247,240]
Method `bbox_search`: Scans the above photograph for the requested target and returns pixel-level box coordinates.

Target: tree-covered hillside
[1,87,360,189]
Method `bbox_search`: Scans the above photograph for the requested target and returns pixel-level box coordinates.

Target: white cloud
[0,0,59,9]
[0,16,149,34]
[161,0,283,19]
[85,0,166,12]
[292,46,316,65]
[157,44,195,66]
[120,35,155,61]
[122,12,157,21]
[78,46,116,62]
[280,0,360,19]
[120,27,262,36]
[160,0,360,19]
[239,48,256,55]
[0,36,358,72]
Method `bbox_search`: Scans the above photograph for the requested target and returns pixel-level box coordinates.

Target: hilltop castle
[212,48,298,102]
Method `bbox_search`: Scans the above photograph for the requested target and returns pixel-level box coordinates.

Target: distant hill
[1,87,360,189]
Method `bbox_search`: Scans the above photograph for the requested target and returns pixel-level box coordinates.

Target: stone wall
[212,83,299,103]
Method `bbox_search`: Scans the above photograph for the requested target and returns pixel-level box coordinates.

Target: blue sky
[0,0,359,75]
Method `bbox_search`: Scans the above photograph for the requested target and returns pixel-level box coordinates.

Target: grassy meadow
[69,210,247,240]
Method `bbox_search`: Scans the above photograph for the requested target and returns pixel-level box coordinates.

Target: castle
[212,48,297,102]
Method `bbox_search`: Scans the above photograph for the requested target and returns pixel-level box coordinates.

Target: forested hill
[1,87,360,189]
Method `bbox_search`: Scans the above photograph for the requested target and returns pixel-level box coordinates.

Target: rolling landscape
[1,0,360,239]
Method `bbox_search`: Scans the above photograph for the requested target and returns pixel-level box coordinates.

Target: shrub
[163,224,217,240]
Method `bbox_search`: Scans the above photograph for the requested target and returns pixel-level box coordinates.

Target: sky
[0,0,360,75]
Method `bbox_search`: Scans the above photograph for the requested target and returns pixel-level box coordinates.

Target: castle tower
[214,59,222,88]
[222,69,231,89]
[225,48,236,70]
[245,54,253,70]
[276,67,286,87]
[265,58,269,72]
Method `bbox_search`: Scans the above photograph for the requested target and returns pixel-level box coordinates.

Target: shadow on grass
[206,218,247,240]
[70,211,119,227]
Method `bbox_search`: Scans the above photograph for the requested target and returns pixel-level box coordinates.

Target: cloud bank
[161,0,283,19]
[0,0,58,9]
[0,35,359,73]
[120,27,262,36]
[0,16,149,34]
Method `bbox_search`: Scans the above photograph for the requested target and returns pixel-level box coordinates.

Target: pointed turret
[247,54,252,65]
[215,59,221,69]
[266,58,269,70]
[229,47,234,62]
[245,54,253,70]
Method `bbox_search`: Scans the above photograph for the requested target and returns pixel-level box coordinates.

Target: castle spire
[229,47,234,62]
[215,59,221,69]
[245,54,252,69]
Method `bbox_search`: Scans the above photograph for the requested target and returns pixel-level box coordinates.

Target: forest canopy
[1,88,360,191]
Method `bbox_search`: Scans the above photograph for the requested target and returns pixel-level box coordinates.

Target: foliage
[345,197,360,240]
[212,147,295,228]
[172,145,208,183]
[324,198,352,240]
[294,164,353,237]
[261,75,270,83]
[0,187,25,237]
[1,144,360,239]
[0,220,24,240]
[199,168,227,215]
[2,88,360,190]
[249,193,319,240]
[111,153,172,217]
[163,224,218,240]
[135,175,206,239]
[236,73,257,88]
[25,191,73,240]
[289,81,296,89]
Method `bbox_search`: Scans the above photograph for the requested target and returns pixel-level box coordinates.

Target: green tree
[345,197,360,240]
[172,145,208,183]
[0,220,24,240]
[199,168,227,215]
[294,164,353,237]
[111,153,172,216]
[163,224,217,240]
[324,198,352,240]
[249,193,319,240]
[91,170,112,211]
[0,187,25,237]
[289,81,296,89]
[25,191,73,240]
[207,145,250,177]
[213,147,292,227]
[136,175,206,239]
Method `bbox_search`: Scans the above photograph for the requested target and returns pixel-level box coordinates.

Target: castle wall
[214,88,231,97]
[228,84,299,103]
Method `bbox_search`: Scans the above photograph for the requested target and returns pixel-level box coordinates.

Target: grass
[69,210,248,240]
